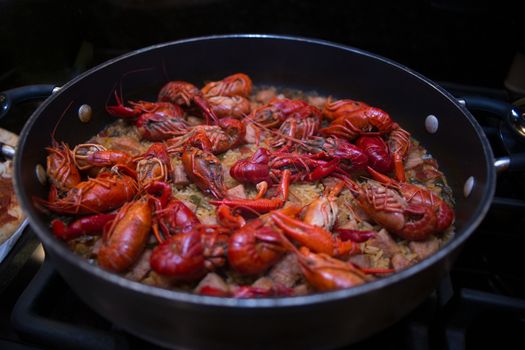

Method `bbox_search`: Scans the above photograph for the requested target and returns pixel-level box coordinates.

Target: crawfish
[271,112,321,148]
[367,167,454,235]
[158,81,218,125]
[98,197,152,272]
[229,148,272,184]
[167,117,245,154]
[302,136,369,172]
[36,171,137,215]
[46,141,81,192]
[150,226,229,281]
[209,169,291,214]
[182,147,226,199]
[270,207,358,257]
[201,73,252,98]
[106,97,184,120]
[73,143,135,174]
[143,181,200,241]
[51,213,117,241]
[302,181,345,231]
[135,143,172,188]
[206,95,252,119]
[387,126,411,182]
[107,97,189,141]
[249,98,320,129]
[295,247,367,292]
[322,98,369,121]
[319,105,394,140]
[355,135,393,174]
[227,218,289,275]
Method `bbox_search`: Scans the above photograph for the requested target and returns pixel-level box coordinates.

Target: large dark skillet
[9,35,515,348]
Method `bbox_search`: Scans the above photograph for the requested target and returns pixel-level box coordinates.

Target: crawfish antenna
[50,100,75,146]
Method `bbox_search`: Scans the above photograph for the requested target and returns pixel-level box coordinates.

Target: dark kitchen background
[1,1,525,349]
[1,0,524,100]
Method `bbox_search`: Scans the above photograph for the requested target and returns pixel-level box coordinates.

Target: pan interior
[15,35,495,306]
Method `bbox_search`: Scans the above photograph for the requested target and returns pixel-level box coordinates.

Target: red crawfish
[387,126,411,182]
[230,148,342,185]
[322,98,370,121]
[344,167,454,241]
[302,136,369,172]
[98,197,152,272]
[206,95,252,119]
[366,167,455,238]
[319,103,394,140]
[201,73,253,98]
[295,247,367,292]
[46,141,81,192]
[302,181,345,232]
[51,213,117,241]
[209,169,291,214]
[249,98,321,129]
[271,110,321,148]
[227,218,289,275]
[106,97,189,141]
[269,206,358,257]
[182,147,226,199]
[146,181,200,240]
[355,135,393,174]
[35,171,138,215]
[135,143,172,189]
[158,81,218,125]
[229,148,272,185]
[167,117,245,154]
[73,143,135,173]
[150,226,229,281]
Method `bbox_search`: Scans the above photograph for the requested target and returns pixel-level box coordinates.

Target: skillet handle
[459,95,525,139]
[494,153,525,173]
[0,84,56,120]
[0,141,16,161]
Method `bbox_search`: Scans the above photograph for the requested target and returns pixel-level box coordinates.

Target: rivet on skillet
[463,176,475,198]
[35,164,47,185]
[78,104,92,123]
[425,114,439,134]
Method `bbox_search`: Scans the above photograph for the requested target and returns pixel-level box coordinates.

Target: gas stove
[0,82,524,349]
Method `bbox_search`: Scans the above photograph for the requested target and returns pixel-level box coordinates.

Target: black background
[0,0,523,89]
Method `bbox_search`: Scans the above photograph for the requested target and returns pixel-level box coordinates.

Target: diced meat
[254,87,277,104]
[244,123,260,144]
[391,253,413,271]
[409,236,440,260]
[252,277,275,289]
[125,250,152,281]
[348,254,372,269]
[268,254,302,288]
[194,273,230,296]
[226,184,247,199]
[307,96,328,110]
[200,215,217,225]
[172,164,189,187]
[367,229,400,258]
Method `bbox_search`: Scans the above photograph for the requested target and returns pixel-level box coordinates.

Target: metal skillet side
[14,35,495,349]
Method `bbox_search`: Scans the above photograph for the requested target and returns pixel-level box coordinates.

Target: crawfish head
[355,135,393,174]
[201,73,253,98]
[227,219,287,275]
[135,113,189,141]
[182,147,225,199]
[229,148,272,184]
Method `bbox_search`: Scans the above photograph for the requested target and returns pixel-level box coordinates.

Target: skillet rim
[14,33,496,308]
